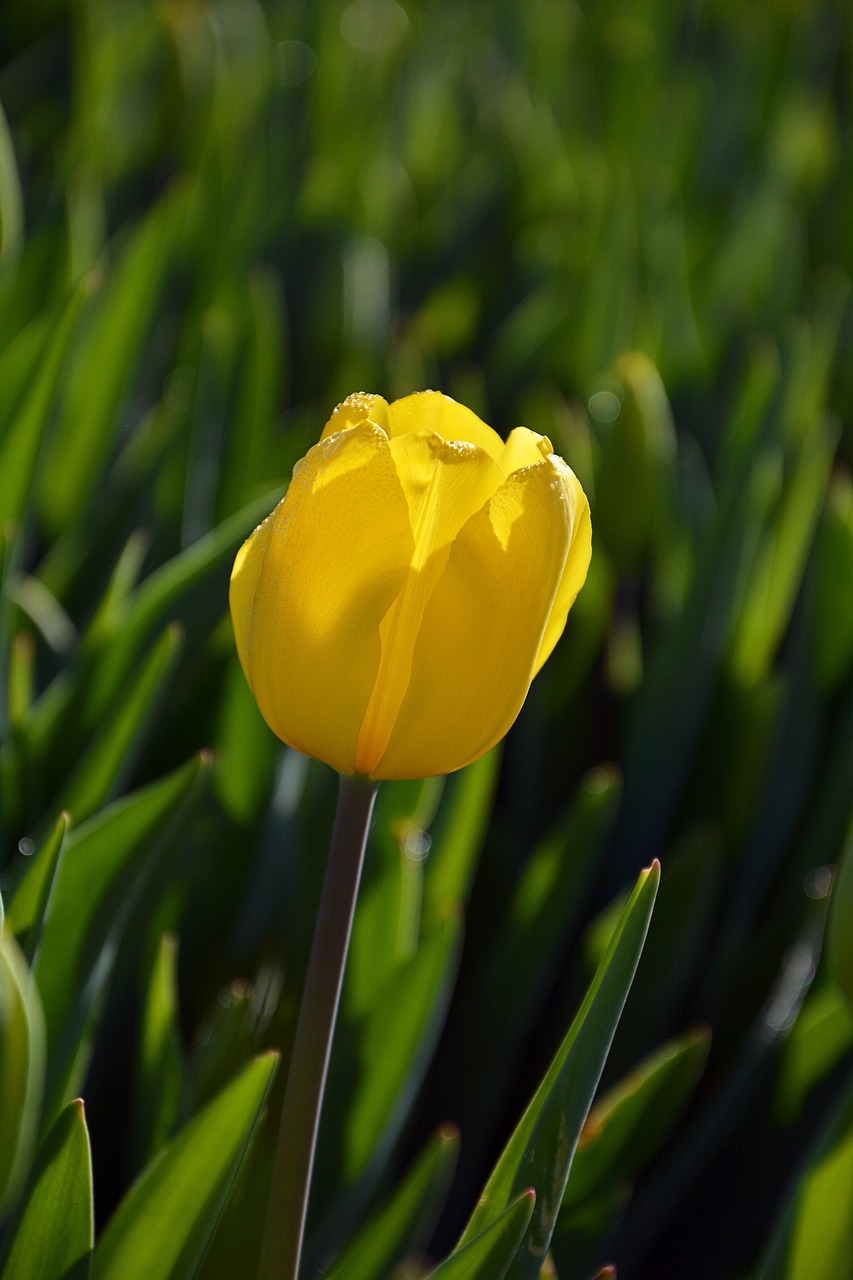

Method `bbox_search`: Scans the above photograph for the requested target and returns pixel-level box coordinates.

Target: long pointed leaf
[33,753,210,1121]
[459,863,659,1280]
[325,1124,459,1280]
[0,928,45,1212]
[3,1098,93,1280]
[92,1051,279,1280]
[0,283,86,527]
[5,812,69,966]
[428,1191,536,1280]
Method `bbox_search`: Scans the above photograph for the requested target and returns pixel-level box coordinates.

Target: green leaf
[56,622,184,824]
[0,97,23,264]
[91,1051,279,1280]
[564,1028,710,1207]
[216,268,286,520]
[614,442,761,864]
[324,1124,459,1280]
[3,1099,93,1280]
[776,984,853,1122]
[5,811,69,965]
[32,753,210,1122]
[76,487,282,731]
[458,863,660,1280]
[816,472,853,690]
[7,630,36,730]
[479,765,620,1048]
[729,415,838,686]
[436,766,622,1167]
[424,749,500,921]
[427,1191,536,1280]
[0,928,45,1213]
[757,1070,853,1280]
[37,191,183,536]
[0,283,86,528]
[584,832,721,1059]
[131,934,188,1172]
[323,913,461,1192]
[347,775,446,1013]
[593,351,676,572]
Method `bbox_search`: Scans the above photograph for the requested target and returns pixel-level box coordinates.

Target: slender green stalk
[258,773,379,1280]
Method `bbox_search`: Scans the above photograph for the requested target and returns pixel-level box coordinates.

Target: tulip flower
[239,391,591,1280]
[230,390,591,781]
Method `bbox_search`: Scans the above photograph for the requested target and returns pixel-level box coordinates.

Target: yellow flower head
[230,391,591,780]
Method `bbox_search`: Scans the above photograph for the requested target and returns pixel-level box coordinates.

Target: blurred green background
[0,0,852,1277]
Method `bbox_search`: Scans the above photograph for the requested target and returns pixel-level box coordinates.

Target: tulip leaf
[0,928,45,1213]
[593,351,676,572]
[436,766,622,1167]
[583,832,720,1066]
[457,862,659,1280]
[730,415,837,686]
[324,1124,459,1280]
[32,753,209,1123]
[499,765,621,1019]
[181,301,237,545]
[77,487,282,730]
[0,97,23,264]
[2,1098,93,1280]
[563,1028,710,1208]
[551,1185,627,1279]
[816,473,853,690]
[56,622,184,824]
[216,268,286,520]
[91,1051,279,1280]
[426,1191,536,1279]
[5,811,69,966]
[424,748,500,921]
[348,774,445,1014]
[0,307,53,435]
[0,283,86,528]
[131,933,188,1173]
[613,429,766,866]
[776,984,853,1122]
[319,913,461,1201]
[37,190,182,537]
[757,1070,853,1280]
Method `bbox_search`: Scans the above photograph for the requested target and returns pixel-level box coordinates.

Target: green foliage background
[0,0,852,1277]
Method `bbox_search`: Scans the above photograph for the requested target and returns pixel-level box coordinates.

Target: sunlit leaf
[0,928,45,1212]
[428,1191,536,1280]
[458,864,659,1280]
[91,1051,279,1280]
[2,1099,93,1280]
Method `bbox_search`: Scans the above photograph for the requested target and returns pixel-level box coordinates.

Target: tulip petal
[387,391,505,463]
[500,426,553,475]
[355,431,505,774]
[230,510,276,680]
[534,459,592,673]
[321,392,390,440]
[230,423,413,775]
[372,459,572,780]
[387,431,506,563]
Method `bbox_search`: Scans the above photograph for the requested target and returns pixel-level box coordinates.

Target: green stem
[258,773,379,1280]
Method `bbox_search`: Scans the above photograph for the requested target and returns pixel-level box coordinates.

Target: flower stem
[258,773,379,1280]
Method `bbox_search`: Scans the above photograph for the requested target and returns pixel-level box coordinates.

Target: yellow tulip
[230,390,591,780]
